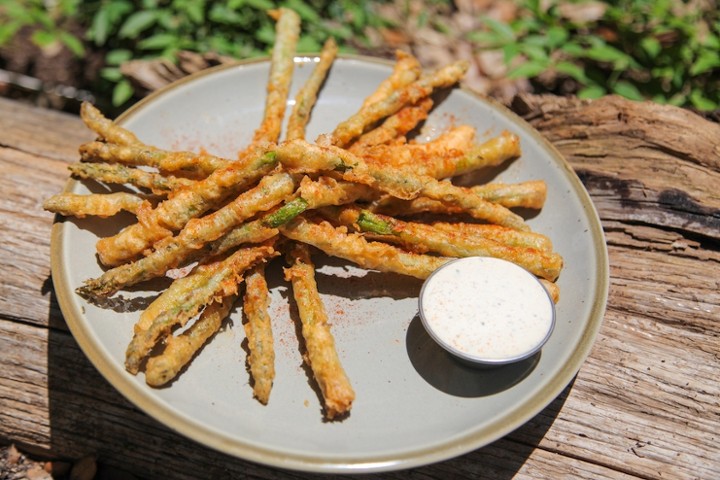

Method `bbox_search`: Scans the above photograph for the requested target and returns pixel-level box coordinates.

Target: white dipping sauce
[419,257,555,363]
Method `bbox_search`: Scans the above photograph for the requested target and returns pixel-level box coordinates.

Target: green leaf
[507,60,549,79]
[297,35,321,53]
[31,30,57,48]
[106,49,133,65]
[106,0,134,24]
[0,22,23,46]
[547,26,568,48]
[138,33,178,50]
[561,41,586,58]
[555,61,589,83]
[612,81,644,101]
[640,37,661,59]
[184,0,206,24]
[690,51,720,76]
[502,43,521,63]
[466,31,504,47]
[284,0,320,22]
[584,43,633,67]
[578,85,606,99]
[522,44,549,62]
[246,0,274,9]
[100,67,123,82]
[119,11,158,39]
[58,31,85,56]
[254,24,275,45]
[689,89,718,111]
[90,8,110,45]
[112,79,134,106]
[481,17,515,43]
[523,34,549,48]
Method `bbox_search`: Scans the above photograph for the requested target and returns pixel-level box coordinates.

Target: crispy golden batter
[280,215,450,279]
[43,192,147,218]
[125,244,277,374]
[144,294,237,387]
[243,264,275,404]
[284,243,354,419]
[286,38,338,141]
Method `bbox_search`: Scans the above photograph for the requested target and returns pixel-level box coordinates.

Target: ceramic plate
[51,56,609,473]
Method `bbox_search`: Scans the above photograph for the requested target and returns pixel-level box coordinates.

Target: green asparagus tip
[264,197,309,228]
[357,210,394,235]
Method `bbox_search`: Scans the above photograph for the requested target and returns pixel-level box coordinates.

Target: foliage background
[0,0,718,113]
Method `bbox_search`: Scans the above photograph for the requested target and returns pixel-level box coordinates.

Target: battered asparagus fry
[343,208,562,281]
[125,244,277,374]
[243,264,275,404]
[69,162,195,194]
[284,243,354,419]
[280,215,450,279]
[431,222,554,252]
[253,8,301,144]
[80,101,144,146]
[275,139,529,230]
[144,294,237,387]
[357,125,476,176]
[372,180,547,215]
[80,141,227,177]
[351,97,433,150]
[329,60,469,147]
[286,38,338,141]
[80,172,294,297]
[208,219,279,257]
[95,145,277,266]
[359,130,521,179]
[43,192,148,218]
[360,50,422,108]
[540,279,560,304]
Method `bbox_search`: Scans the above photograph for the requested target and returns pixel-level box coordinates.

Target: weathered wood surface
[1,95,718,479]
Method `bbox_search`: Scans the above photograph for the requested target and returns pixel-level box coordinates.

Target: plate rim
[50,53,609,473]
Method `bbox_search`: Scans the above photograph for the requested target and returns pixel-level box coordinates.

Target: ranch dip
[419,257,555,363]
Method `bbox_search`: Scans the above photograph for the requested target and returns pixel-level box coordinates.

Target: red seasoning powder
[419,257,554,361]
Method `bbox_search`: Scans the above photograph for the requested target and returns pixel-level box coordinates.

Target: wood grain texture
[1,95,719,479]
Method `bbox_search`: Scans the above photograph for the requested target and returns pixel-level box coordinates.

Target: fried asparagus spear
[280,215,450,279]
[371,179,547,215]
[79,172,294,297]
[286,38,338,141]
[350,97,434,150]
[125,244,277,374]
[328,60,469,147]
[284,243,354,419]
[79,141,228,178]
[95,145,277,266]
[242,264,275,404]
[144,294,238,387]
[276,139,529,231]
[340,207,563,281]
[43,192,148,218]
[253,8,301,144]
[69,162,195,194]
[360,129,522,180]
[80,101,144,146]
[360,50,422,108]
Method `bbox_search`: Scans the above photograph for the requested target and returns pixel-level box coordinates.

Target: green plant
[0,0,85,56]
[470,0,720,111]
[84,0,390,105]
[1,0,390,107]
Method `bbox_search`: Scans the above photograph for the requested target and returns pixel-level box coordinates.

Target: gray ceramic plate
[51,56,609,473]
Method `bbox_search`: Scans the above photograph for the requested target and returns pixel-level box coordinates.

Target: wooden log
[508,94,720,241]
